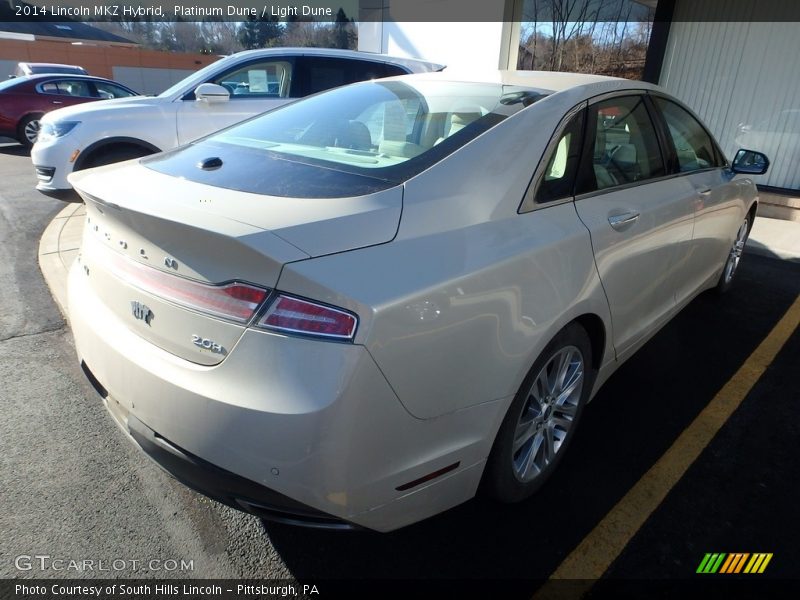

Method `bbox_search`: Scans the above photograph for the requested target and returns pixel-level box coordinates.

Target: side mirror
[731,149,769,175]
[194,83,230,104]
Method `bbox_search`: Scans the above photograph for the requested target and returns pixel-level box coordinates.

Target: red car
[0,74,138,148]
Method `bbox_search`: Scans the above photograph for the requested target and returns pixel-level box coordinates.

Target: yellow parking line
[534,293,800,597]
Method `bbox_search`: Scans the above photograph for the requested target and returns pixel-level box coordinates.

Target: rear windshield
[0,78,22,91]
[213,79,541,176]
[144,79,547,197]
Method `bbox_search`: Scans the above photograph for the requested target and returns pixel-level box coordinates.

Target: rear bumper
[88,380,355,529]
[68,258,503,531]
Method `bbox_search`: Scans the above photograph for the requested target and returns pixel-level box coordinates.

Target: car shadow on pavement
[0,141,29,157]
[747,240,800,264]
[263,253,800,581]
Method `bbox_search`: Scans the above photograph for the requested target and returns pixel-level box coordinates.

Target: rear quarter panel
[278,96,613,419]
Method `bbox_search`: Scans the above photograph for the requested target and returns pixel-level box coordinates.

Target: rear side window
[577,95,665,194]
[654,97,724,172]
[293,57,408,97]
[92,81,135,99]
[535,109,584,204]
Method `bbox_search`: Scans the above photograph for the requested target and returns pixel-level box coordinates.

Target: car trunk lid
[69,162,402,364]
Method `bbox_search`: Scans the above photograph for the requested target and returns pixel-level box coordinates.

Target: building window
[517,0,655,80]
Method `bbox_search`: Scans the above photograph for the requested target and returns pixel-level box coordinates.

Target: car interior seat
[343,121,373,150]
[433,107,483,145]
[592,121,619,189]
[608,143,640,182]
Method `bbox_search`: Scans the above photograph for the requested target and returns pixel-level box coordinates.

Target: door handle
[696,185,712,195]
[608,212,640,230]
[52,101,63,105]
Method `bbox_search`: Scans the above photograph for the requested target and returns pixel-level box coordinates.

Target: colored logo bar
[697,553,773,574]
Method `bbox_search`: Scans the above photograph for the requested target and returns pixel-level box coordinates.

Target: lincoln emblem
[130,301,153,325]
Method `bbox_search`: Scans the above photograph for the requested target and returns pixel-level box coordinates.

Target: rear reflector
[104,250,268,323]
[395,462,461,492]
[258,294,357,340]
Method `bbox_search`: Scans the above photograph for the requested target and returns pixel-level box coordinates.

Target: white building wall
[359,22,512,71]
[659,1,800,189]
[357,1,519,71]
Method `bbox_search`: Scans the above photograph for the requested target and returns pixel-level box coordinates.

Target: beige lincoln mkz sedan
[67,71,768,531]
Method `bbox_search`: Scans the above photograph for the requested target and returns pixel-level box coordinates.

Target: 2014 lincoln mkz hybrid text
[67,71,768,531]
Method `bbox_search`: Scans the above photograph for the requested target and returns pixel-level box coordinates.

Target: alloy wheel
[24,119,41,145]
[511,345,584,482]
[723,218,749,284]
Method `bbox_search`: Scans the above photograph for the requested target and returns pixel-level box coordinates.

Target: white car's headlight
[37,121,81,143]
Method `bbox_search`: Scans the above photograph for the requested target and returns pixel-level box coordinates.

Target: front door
[651,96,744,300]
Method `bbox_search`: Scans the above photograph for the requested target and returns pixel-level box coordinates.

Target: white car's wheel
[483,323,593,503]
[716,214,752,294]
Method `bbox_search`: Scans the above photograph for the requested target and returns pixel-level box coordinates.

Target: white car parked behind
[31,48,443,194]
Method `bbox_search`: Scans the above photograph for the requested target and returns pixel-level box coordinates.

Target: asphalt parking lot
[0,142,798,596]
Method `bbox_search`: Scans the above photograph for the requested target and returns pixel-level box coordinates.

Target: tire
[483,322,594,503]
[715,214,752,294]
[18,114,43,149]
[82,145,152,170]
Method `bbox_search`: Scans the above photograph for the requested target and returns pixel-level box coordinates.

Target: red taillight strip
[102,249,268,323]
[258,294,358,341]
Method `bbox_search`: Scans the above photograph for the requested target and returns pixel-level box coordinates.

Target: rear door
[175,56,296,144]
[573,93,697,358]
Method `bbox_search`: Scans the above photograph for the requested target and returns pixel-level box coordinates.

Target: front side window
[211,60,292,99]
[577,95,664,194]
[92,81,135,99]
[655,97,723,172]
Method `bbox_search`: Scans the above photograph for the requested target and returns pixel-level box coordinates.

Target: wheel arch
[747,199,758,225]
[504,310,609,421]
[17,111,45,136]
[572,313,606,372]
[74,137,161,171]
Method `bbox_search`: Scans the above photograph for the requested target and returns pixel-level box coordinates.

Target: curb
[746,217,800,263]
[38,202,84,319]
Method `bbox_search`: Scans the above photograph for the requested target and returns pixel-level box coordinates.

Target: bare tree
[518,0,653,80]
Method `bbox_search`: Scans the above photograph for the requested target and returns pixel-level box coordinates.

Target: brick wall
[0,38,220,92]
